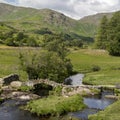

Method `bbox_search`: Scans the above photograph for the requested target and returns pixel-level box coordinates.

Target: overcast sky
[0,0,120,19]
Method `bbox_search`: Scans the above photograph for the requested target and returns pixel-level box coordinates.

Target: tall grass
[26,94,86,116]
[0,47,35,80]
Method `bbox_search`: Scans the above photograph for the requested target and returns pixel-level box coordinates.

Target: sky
[0,0,120,19]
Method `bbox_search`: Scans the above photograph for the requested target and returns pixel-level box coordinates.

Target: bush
[19,85,33,92]
[19,50,73,83]
[91,65,101,72]
[49,86,63,96]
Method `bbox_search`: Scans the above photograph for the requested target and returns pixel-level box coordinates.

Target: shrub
[49,86,63,96]
[19,85,33,92]
[19,50,73,83]
[91,65,101,72]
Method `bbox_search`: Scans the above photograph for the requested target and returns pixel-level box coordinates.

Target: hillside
[0,3,117,41]
[79,12,113,26]
[0,3,96,38]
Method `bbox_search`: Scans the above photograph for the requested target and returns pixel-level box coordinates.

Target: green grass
[0,47,120,85]
[26,94,86,116]
[0,47,29,80]
[88,100,120,120]
[83,70,120,85]
[68,49,120,85]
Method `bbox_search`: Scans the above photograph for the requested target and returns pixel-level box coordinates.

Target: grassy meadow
[69,49,120,85]
[0,46,37,80]
[0,46,120,85]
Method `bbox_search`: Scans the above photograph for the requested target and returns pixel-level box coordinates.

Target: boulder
[11,91,40,100]
[10,81,22,88]
[19,95,30,100]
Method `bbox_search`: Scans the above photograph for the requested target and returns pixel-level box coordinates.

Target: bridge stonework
[24,79,116,97]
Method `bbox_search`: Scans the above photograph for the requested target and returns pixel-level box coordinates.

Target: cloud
[1,0,120,19]
[0,0,6,3]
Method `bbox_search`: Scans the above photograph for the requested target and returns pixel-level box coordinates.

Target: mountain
[79,12,113,26]
[0,3,97,38]
[0,3,116,40]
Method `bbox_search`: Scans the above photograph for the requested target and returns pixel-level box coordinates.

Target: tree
[107,11,120,56]
[19,50,73,83]
[43,34,69,60]
[95,15,108,49]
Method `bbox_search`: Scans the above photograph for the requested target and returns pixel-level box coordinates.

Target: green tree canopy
[107,11,120,56]
[19,50,73,83]
[95,15,108,49]
[95,11,120,56]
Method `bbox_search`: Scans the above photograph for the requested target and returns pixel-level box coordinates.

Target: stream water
[0,74,116,120]
[70,90,115,120]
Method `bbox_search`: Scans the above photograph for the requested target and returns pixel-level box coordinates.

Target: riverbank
[89,99,120,120]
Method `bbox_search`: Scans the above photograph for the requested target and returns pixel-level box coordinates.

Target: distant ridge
[0,3,117,38]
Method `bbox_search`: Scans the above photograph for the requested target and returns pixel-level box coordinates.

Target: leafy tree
[34,28,52,35]
[26,37,38,47]
[107,11,120,56]
[95,15,108,49]
[5,38,19,46]
[16,32,27,41]
[19,50,73,83]
[43,34,69,60]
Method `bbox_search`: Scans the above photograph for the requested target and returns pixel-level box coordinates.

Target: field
[0,46,38,80]
[0,46,120,85]
[69,49,120,85]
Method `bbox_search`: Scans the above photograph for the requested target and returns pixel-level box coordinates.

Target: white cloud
[0,0,6,3]
[1,0,120,19]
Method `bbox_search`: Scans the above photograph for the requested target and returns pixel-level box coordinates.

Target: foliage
[91,65,101,72]
[19,50,73,83]
[0,28,39,47]
[43,33,70,59]
[95,11,120,56]
[107,11,120,56]
[34,28,52,35]
[26,94,86,116]
[1,47,120,85]
[19,34,73,82]
[18,85,33,92]
[114,89,120,96]
[95,15,108,49]
[49,86,63,96]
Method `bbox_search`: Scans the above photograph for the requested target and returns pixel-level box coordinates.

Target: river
[69,90,115,120]
[0,74,116,120]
